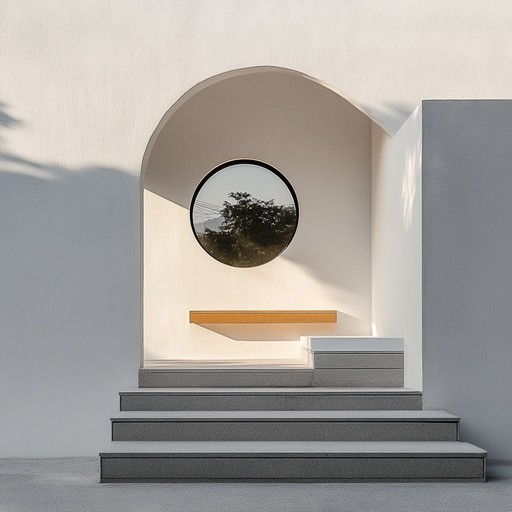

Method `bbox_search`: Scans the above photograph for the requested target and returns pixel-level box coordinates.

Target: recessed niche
[190,160,299,268]
[143,68,373,363]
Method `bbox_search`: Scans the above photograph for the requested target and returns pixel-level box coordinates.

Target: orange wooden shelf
[189,310,337,324]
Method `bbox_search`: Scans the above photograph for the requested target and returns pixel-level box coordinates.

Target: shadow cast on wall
[194,311,363,341]
[0,101,21,132]
[0,102,140,381]
[377,102,416,135]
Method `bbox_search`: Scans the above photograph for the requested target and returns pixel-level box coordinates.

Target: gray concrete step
[307,338,404,369]
[139,339,408,388]
[110,410,459,442]
[99,441,486,482]
[139,367,404,388]
[139,368,314,388]
[313,368,404,387]
[103,337,486,482]
[303,337,405,386]
[120,387,423,411]
[314,352,404,369]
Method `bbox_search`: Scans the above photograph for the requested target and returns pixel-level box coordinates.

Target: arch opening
[141,66,374,366]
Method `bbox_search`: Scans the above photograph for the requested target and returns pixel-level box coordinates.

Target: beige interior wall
[143,70,372,362]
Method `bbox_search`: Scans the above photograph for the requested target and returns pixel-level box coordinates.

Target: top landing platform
[303,337,404,352]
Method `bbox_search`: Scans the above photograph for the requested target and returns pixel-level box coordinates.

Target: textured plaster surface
[2,1,512,456]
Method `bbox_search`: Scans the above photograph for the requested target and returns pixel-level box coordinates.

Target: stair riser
[120,394,423,411]
[111,421,458,442]
[314,369,404,387]
[139,371,313,388]
[100,455,485,482]
[139,370,404,388]
[313,353,403,369]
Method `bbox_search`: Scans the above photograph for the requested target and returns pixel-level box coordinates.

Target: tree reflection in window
[191,161,298,268]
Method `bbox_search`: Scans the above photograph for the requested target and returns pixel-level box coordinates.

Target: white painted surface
[143,70,372,361]
[371,108,423,390]
[306,338,404,352]
[422,101,512,460]
[1,1,512,456]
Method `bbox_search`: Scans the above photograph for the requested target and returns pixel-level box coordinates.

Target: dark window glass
[191,160,298,268]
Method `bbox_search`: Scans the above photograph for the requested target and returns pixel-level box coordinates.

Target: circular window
[191,160,299,268]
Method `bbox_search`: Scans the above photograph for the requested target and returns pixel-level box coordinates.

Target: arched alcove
[141,67,374,365]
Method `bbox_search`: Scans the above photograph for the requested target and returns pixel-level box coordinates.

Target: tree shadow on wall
[0,102,140,378]
[0,101,21,132]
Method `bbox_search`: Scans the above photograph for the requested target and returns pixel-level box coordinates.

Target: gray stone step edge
[99,440,487,457]
[110,411,460,442]
[138,368,315,388]
[99,442,486,482]
[119,387,423,411]
[110,410,458,421]
[138,369,406,387]
[120,387,422,395]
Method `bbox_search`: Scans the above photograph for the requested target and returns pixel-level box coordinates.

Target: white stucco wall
[371,107,422,390]
[2,0,512,456]
[143,70,371,362]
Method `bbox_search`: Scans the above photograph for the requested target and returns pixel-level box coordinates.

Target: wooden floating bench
[189,310,337,324]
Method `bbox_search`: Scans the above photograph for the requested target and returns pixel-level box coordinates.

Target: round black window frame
[189,159,299,268]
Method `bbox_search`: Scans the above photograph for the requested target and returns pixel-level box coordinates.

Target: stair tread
[120,387,421,395]
[140,367,314,372]
[111,410,457,421]
[306,337,403,352]
[100,440,486,457]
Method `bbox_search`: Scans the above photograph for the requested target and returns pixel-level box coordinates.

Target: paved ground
[1,458,511,512]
